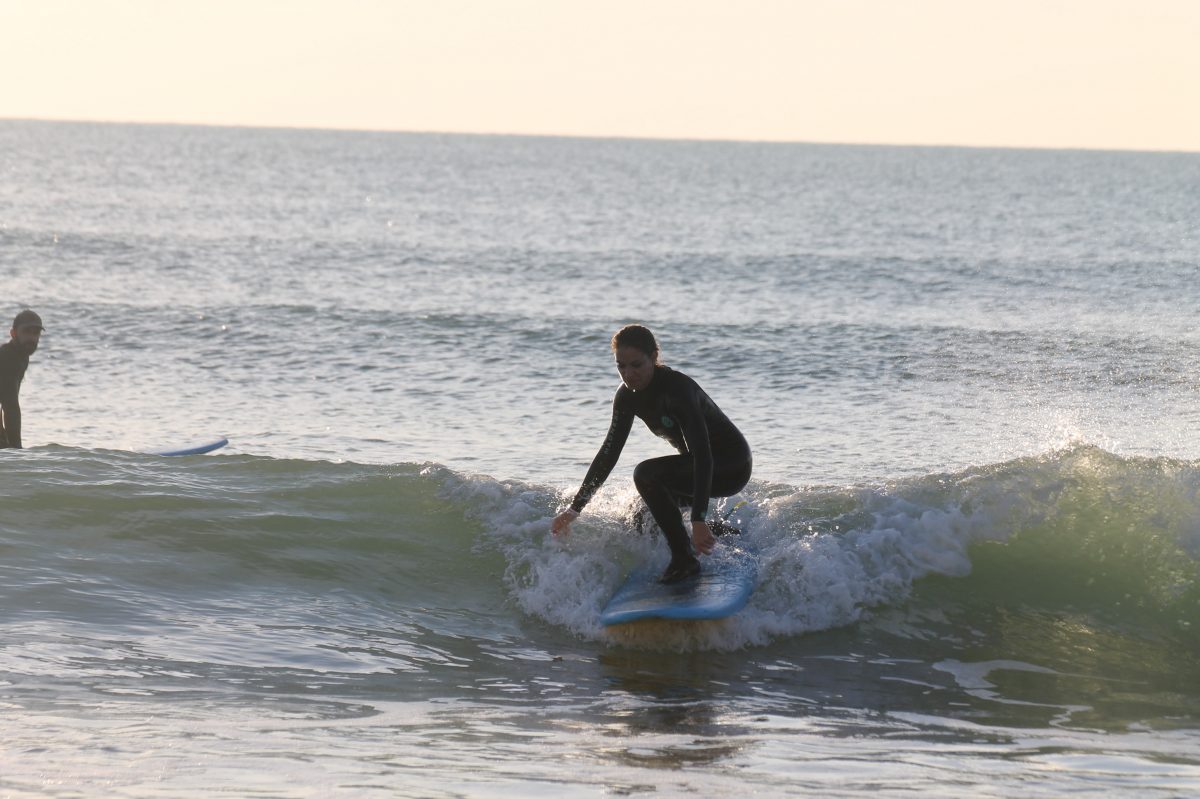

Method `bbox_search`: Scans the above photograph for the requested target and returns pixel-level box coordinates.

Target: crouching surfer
[551,325,752,583]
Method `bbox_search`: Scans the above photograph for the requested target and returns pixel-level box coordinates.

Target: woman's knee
[632,459,661,490]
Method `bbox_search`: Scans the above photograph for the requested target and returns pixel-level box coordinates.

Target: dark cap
[12,309,44,331]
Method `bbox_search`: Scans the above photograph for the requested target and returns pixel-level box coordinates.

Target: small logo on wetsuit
[660,415,675,428]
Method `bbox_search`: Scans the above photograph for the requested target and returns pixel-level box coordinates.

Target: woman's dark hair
[611,324,660,362]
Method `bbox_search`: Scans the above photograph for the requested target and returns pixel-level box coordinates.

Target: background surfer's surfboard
[152,437,229,456]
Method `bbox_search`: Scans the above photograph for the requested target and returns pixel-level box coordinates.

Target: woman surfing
[551,325,752,583]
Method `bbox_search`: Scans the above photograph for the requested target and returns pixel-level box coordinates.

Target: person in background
[551,324,752,583]
[0,309,45,449]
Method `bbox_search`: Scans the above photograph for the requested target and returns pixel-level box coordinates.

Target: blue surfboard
[152,437,229,456]
[600,541,758,626]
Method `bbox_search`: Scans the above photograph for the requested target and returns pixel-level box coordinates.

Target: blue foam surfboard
[600,541,758,626]
[153,437,229,456]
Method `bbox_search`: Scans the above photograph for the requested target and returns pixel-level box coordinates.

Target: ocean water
[1,119,1199,796]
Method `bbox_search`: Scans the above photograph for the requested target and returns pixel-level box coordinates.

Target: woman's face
[615,346,655,391]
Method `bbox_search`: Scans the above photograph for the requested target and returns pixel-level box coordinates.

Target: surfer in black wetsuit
[551,325,752,583]
[0,309,45,449]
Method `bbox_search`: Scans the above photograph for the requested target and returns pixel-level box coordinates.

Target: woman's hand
[691,520,716,555]
[551,509,579,537]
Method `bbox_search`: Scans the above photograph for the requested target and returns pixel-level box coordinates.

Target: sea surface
[1,119,1198,797]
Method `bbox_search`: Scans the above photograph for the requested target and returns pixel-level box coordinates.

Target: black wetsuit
[0,340,30,449]
[570,365,752,565]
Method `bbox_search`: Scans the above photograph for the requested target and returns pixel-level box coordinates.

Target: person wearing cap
[0,309,45,449]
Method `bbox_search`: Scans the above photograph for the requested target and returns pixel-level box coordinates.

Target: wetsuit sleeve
[0,358,21,449]
[569,391,635,514]
[675,388,713,521]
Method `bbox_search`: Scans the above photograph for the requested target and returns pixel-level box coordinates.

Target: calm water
[1,119,1198,796]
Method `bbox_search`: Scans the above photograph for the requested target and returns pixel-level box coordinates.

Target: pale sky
[2,0,1197,151]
